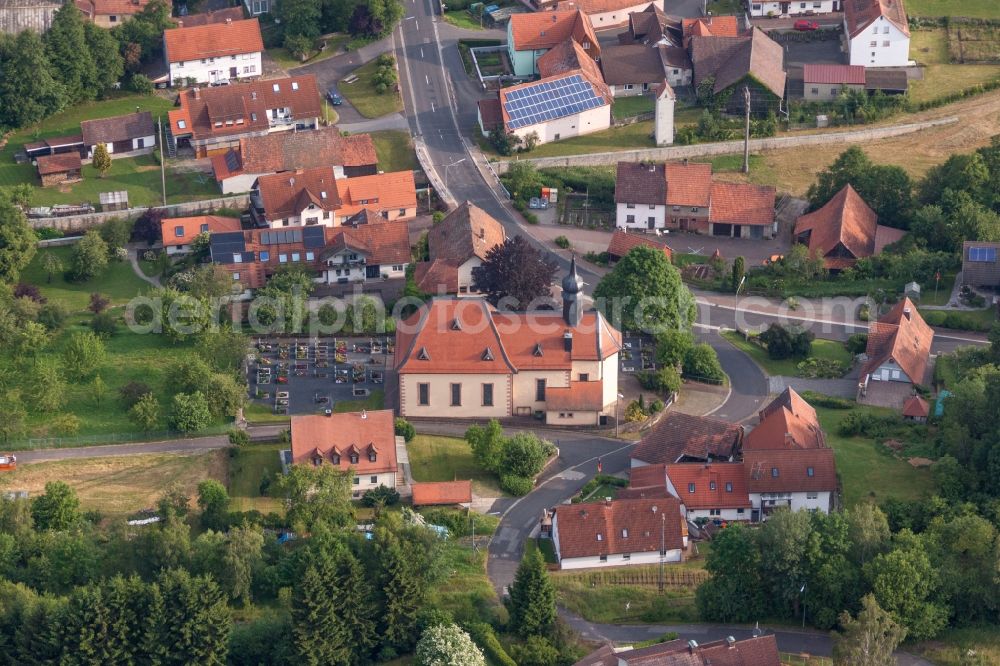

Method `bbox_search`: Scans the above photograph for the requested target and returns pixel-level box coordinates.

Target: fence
[613,111,655,127]
[558,567,709,589]
[7,424,235,451]
[27,194,250,233]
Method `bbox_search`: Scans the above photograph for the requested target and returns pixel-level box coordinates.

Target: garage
[712,223,732,237]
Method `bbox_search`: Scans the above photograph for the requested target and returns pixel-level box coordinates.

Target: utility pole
[658,512,665,592]
[742,85,751,174]
[158,116,167,206]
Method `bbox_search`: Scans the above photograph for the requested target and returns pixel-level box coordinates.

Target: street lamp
[800,583,807,628]
[615,392,625,436]
[443,157,466,191]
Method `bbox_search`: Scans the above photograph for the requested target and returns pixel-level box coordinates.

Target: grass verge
[905,0,1000,18]
[611,95,654,121]
[491,121,654,159]
[720,330,852,377]
[406,434,504,497]
[443,10,484,30]
[228,443,285,514]
[23,246,152,310]
[369,130,418,172]
[266,33,349,70]
[340,58,404,119]
[332,388,385,413]
[913,626,1000,666]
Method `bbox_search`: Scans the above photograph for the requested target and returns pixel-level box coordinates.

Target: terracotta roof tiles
[160,215,241,246]
[554,497,685,560]
[709,181,775,227]
[607,229,673,261]
[411,481,473,506]
[666,463,751,510]
[803,63,866,85]
[415,202,505,293]
[860,297,933,385]
[744,448,837,493]
[745,388,826,451]
[902,395,930,418]
[794,184,903,268]
[255,165,340,221]
[164,17,263,64]
[632,412,743,465]
[844,0,909,38]
[545,381,606,411]
[176,6,243,27]
[690,29,786,99]
[509,10,599,54]
[682,15,739,39]
[290,410,398,473]
[335,170,417,218]
[36,152,81,175]
[665,162,713,207]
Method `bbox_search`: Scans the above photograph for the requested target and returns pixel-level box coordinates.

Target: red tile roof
[803,63,866,85]
[415,202,505,293]
[627,463,667,490]
[509,10,599,55]
[709,182,775,227]
[176,6,243,27]
[744,448,837,493]
[844,0,909,38]
[36,152,81,175]
[860,298,933,385]
[546,381,606,411]
[411,481,473,506]
[794,184,903,268]
[75,0,167,19]
[682,15,739,39]
[745,388,826,451]
[335,170,417,218]
[160,215,240,246]
[666,463,751,510]
[555,0,649,16]
[902,395,930,418]
[607,229,673,261]
[290,410,398,473]
[574,635,780,666]
[615,161,668,206]
[632,412,743,465]
[168,75,321,141]
[690,29,786,99]
[554,497,685,560]
[665,162,713,207]
[255,165,340,221]
[212,127,376,181]
[395,299,621,374]
[163,18,263,64]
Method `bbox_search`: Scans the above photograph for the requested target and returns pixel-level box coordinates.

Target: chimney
[289,177,296,187]
[687,640,699,653]
[604,497,611,505]
[647,163,655,172]
[903,307,911,320]
[552,13,557,21]
[479,226,485,239]
[563,330,573,352]
[725,636,736,648]
[192,87,201,100]
[682,157,689,166]
[361,409,367,420]
[226,17,232,23]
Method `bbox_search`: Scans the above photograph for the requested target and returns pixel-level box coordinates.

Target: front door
[647,217,656,229]
[365,265,380,279]
[230,66,238,78]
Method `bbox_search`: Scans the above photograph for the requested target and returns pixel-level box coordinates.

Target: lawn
[426,539,500,624]
[0,451,226,517]
[266,33,349,70]
[369,130,418,172]
[611,95,654,121]
[552,565,704,624]
[227,442,285,514]
[813,405,933,507]
[23,245,152,310]
[905,0,1000,18]
[332,388,385,413]
[706,0,743,14]
[243,402,292,424]
[493,121,655,160]
[721,330,853,378]
[908,29,1000,104]
[340,58,404,119]
[443,10,484,31]
[913,626,1000,666]
[406,434,504,497]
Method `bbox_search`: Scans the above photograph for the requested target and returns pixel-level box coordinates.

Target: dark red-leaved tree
[471,235,557,310]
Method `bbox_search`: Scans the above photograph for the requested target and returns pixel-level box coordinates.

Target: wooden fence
[559,566,709,589]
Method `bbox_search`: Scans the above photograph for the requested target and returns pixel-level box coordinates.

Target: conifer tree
[507,547,556,637]
[147,569,231,666]
[332,549,378,664]
[378,532,426,652]
[292,557,350,665]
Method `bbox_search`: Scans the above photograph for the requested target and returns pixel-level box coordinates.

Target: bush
[799,390,854,409]
[554,235,570,249]
[838,410,902,438]
[796,357,848,379]
[624,400,646,423]
[573,474,628,503]
[37,302,69,331]
[228,429,250,446]
[683,343,725,383]
[361,485,400,507]
[420,508,498,538]
[500,475,534,496]
[129,74,154,95]
[90,311,117,337]
[14,283,45,303]
[845,333,869,355]
[464,622,516,666]
[119,381,153,409]
[649,398,665,413]
[394,417,416,442]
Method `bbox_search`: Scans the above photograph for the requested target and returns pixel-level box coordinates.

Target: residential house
[574,634,780,665]
[858,297,934,409]
[803,63,866,101]
[80,111,156,161]
[159,215,242,255]
[411,481,473,507]
[617,3,681,47]
[395,260,622,424]
[289,410,399,498]
[615,160,776,237]
[210,220,409,293]
[168,76,321,157]
[744,448,837,519]
[413,201,506,295]
[248,165,416,229]
[554,0,658,30]
[605,228,673,263]
[36,153,82,187]
[962,241,1000,289]
[690,28,786,115]
[744,387,826,451]
[163,17,264,86]
[211,126,378,194]
[631,411,743,467]
[626,462,752,522]
[747,0,839,17]
[551,497,686,569]
[793,183,906,271]
[506,10,598,76]
[600,43,691,96]
[75,0,168,28]
[844,0,910,67]
[681,15,740,46]
[175,6,244,27]
[481,40,612,145]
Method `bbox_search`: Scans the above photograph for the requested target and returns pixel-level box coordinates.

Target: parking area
[249,337,394,415]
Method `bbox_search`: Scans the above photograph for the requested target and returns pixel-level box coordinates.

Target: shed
[865,69,908,94]
[411,481,473,506]
[902,395,929,423]
[36,153,82,187]
[904,281,921,302]
[100,190,129,212]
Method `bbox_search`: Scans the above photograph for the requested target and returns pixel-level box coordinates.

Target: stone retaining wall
[28,194,250,232]
[492,116,958,173]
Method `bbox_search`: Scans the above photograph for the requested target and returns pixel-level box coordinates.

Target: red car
[794,19,820,30]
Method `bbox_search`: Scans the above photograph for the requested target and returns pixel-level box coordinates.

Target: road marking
[414,19,418,30]
[420,47,424,58]
[425,74,429,85]
[430,101,435,112]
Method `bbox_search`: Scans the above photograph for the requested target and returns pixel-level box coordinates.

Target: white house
[747,0,839,17]
[80,112,156,161]
[858,298,934,409]
[163,18,264,86]
[317,221,410,285]
[551,497,687,570]
[555,0,657,30]
[289,411,400,499]
[844,0,909,67]
[744,448,836,520]
[663,463,752,522]
[413,202,506,295]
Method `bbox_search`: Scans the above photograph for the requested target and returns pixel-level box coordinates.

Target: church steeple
[562,255,583,327]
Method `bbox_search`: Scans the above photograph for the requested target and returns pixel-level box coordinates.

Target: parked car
[794,19,819,30]
[327,87,343,105]
[210,79,231,87]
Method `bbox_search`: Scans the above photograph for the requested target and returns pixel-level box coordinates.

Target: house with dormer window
[159,215,241,255]
[163,18,263,86]
[289,410,400,498]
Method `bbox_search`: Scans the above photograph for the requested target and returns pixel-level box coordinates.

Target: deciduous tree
[129,392,160,431]
[471,236,557,310]
[61,331,106,380]
[92,143,112,178]
[415,623,486,666]
[807,147,913,227]
[832,594,906,666]
[31,481,81,531]
[0,199,37,285]
[272,464,355,530]
[30,359,66,413]
[0,30,65,130]
[71,230,109,281]
[696,523,765,622]
[594,245,696,334]
[169,391,212,433]
[45,3,97,104]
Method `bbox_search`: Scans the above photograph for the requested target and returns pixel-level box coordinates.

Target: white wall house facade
[749,490,833,516]
[510,103,611,145]
[748,0,838,17]
[846,15,909,67]
[168,51,262,86]
[551,513,684,570]
[350,471,397,499]
[868,359,910,383]
[616,203,667,230]
[320,251,407,284]
[584,1,651,29]
[244,0,270,15]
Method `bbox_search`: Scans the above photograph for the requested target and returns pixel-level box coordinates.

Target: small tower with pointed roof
[562,255,583,327]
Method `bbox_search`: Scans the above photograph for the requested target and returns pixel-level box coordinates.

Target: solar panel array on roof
[501,74,605,130]
[303,226,326,248]
[260,229,303,245]
[210,231,248,264]
[224,150,241,172]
